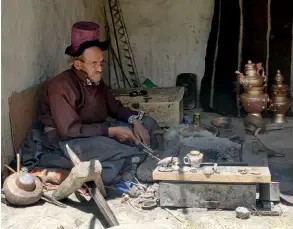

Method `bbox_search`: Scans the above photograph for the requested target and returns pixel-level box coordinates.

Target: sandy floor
[2,194,293,229]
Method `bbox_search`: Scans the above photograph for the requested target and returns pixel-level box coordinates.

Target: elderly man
[38,21,160,184]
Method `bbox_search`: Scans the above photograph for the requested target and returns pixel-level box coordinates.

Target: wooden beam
[153,166,271,183]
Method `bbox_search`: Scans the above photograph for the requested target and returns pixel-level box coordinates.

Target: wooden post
[209,0,221,109]
[265,0,271,93]
[236,0,243,117]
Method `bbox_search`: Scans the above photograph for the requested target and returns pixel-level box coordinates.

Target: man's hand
[108,126,138,144]
[133,120,150,146]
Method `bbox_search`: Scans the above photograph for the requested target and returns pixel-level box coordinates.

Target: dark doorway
[200,0,292,117]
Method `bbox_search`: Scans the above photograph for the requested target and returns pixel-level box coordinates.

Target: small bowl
[210,117,232,128]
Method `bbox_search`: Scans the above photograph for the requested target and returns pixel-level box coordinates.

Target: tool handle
[65,144,81,166]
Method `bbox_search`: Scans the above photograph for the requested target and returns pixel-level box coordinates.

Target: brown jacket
[39,67,137,140]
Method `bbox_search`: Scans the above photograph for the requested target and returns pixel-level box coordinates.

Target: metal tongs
[138,141,161,161]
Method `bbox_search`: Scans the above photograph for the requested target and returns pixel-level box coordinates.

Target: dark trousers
[58,116,160,184]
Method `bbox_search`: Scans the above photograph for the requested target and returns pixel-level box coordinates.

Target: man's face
[74,46,104,82]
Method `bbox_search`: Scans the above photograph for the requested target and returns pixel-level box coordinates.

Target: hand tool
[113,179,138,197]
[138,141,161,161]
[114,179,131,194]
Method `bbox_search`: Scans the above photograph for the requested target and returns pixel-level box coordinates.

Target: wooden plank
[159,182,256,209]
[152,166,271,183]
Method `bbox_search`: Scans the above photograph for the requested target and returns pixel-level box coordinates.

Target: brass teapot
[236,60,267,89]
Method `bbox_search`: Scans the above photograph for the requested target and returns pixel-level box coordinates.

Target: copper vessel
[271,70,289,96]
[240,92,269,116]
[237,60,269,118]
[270,70,291,124]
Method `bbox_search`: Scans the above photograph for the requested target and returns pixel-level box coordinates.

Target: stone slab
[159,182,256,209]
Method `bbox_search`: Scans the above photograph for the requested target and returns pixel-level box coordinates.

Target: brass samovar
[270,70,291,123]
[236,60,269,119]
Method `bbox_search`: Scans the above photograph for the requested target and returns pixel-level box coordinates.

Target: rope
[265,0,271,93]
[209,0,222,108]
[236,0,243,117]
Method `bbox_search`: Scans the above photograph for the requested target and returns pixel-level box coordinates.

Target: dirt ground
[2,112,293,229]
[2,194,293,229]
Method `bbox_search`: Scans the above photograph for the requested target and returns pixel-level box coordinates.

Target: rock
[235,207,250,219]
